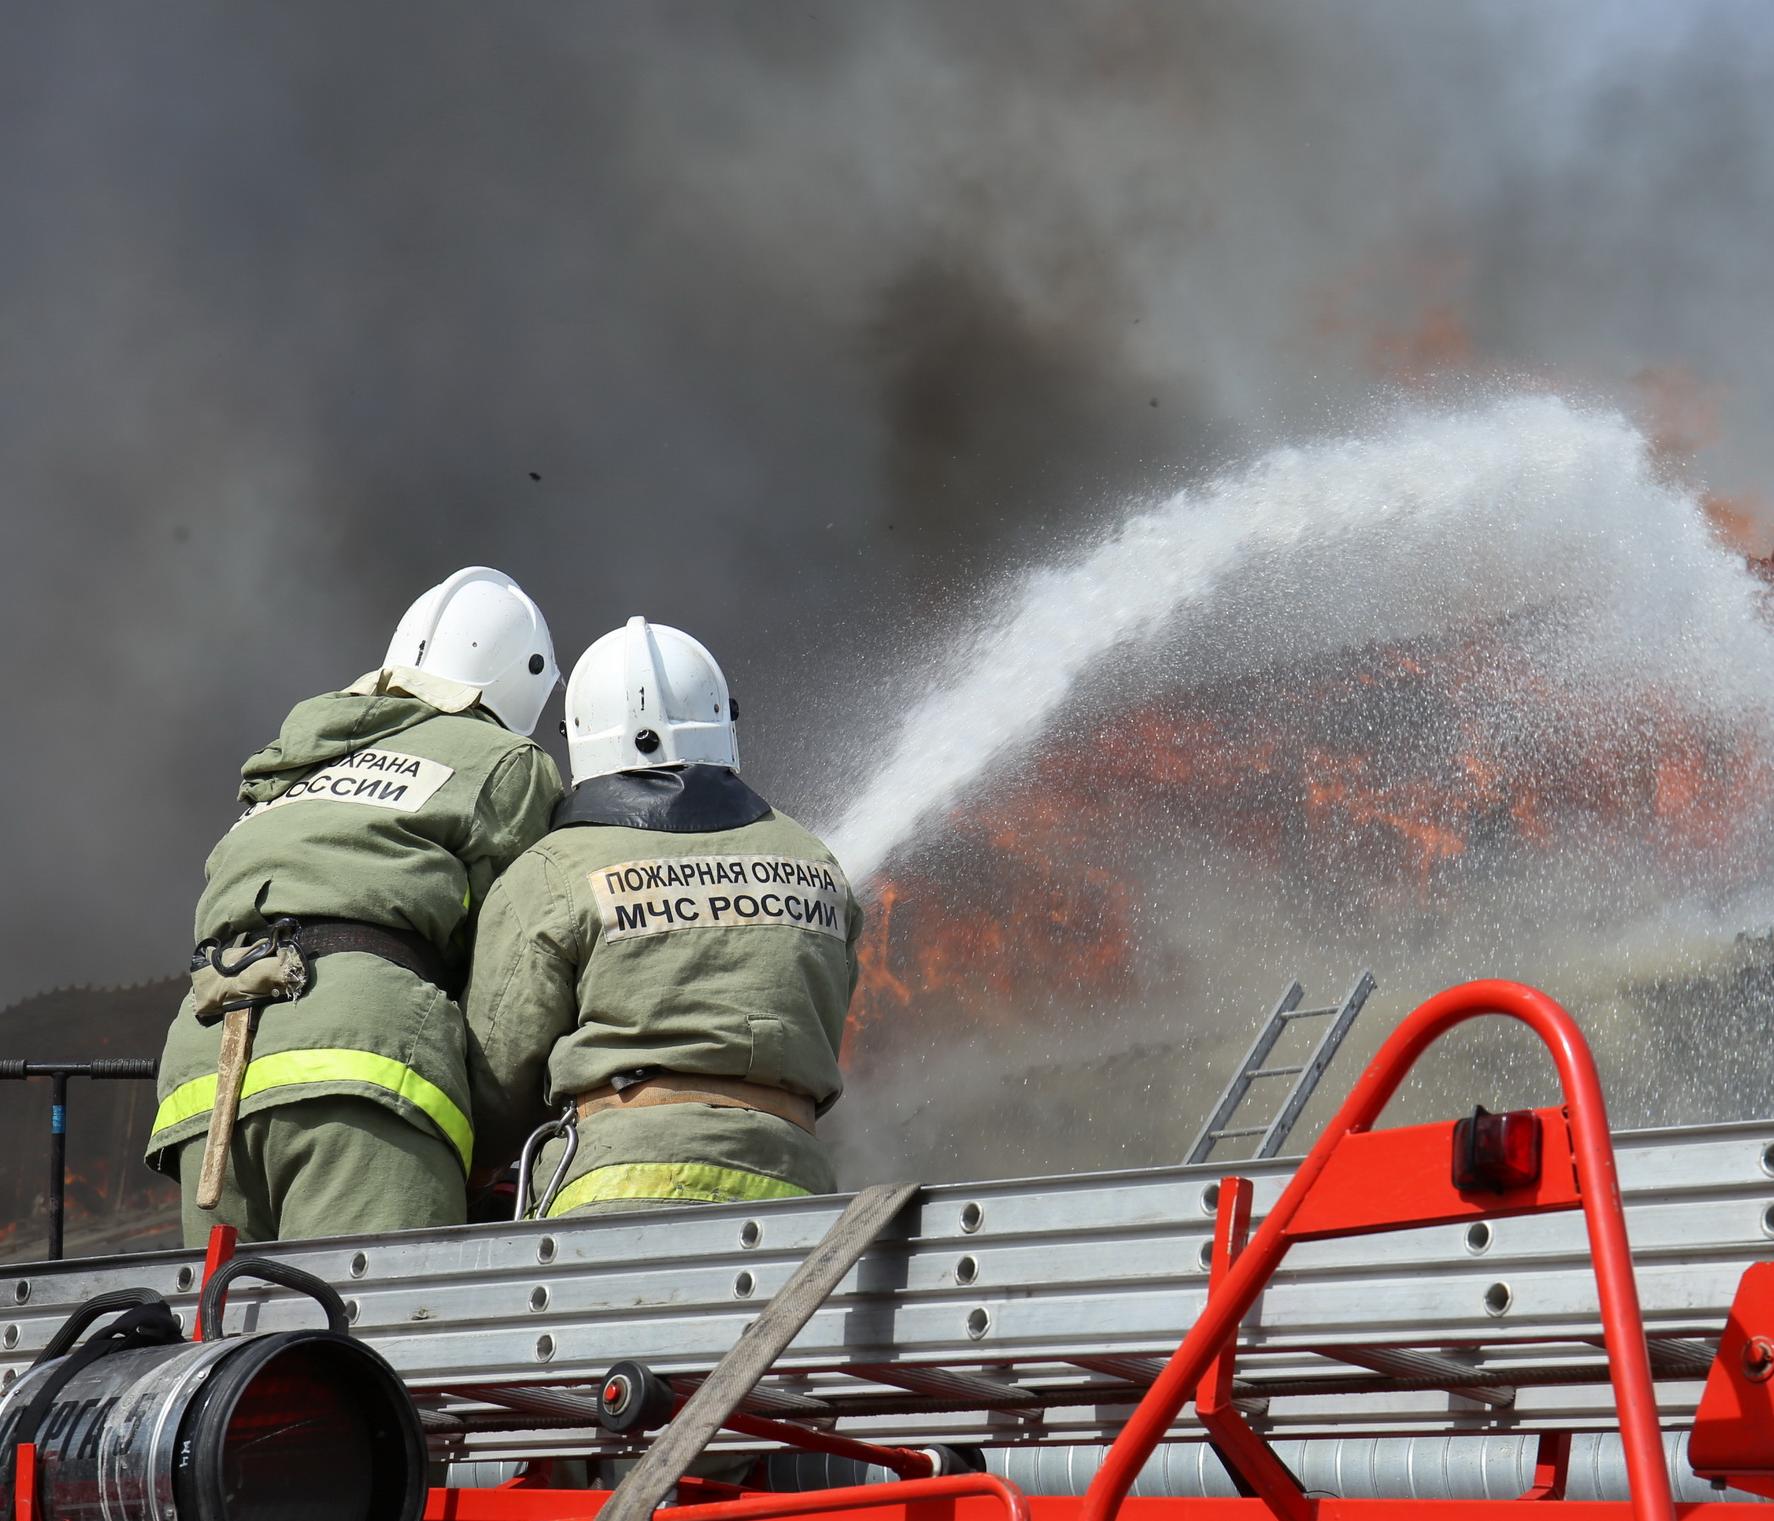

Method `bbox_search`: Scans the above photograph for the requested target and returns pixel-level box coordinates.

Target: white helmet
[384,567,558,736]
[564,617,738,784]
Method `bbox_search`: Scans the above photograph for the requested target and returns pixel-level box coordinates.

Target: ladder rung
[1278,1006,1336,1020]
[1210,1126,1269,1140]
[1248,1065,1305,1079]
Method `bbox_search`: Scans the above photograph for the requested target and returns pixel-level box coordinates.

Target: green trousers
[177,1096,465,1246]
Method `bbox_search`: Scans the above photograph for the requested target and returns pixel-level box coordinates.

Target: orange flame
[849,613,1774,1067]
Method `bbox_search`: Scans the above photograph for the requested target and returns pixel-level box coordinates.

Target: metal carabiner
[196,916,303,977]
[513,1104,578,1222]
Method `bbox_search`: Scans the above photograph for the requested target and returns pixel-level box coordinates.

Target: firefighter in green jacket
[464,617,860,1217]
[147,567,564,1244]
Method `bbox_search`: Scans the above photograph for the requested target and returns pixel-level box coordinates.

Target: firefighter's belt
[298,918,458,999]
[576,1074,816,1135]
[190,919,454,1026]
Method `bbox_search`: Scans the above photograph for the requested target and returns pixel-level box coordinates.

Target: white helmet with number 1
[384,566,559,736]
[565,617,738,784]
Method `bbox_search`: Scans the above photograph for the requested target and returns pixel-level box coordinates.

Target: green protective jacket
[463,763,862,1212]
[147,671,563,1176]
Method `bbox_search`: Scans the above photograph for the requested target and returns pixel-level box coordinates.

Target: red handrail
[715,1408,934,1481]
[662,1474,1031,1521]
[1079,979,1674,1521]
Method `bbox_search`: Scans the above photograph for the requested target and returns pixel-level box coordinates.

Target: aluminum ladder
[1184,971,1376,1165]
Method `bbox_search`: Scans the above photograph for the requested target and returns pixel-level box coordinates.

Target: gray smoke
[4,0,1773,1030]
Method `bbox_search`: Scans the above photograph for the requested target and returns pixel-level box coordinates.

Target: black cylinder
[0,1330,425,1521]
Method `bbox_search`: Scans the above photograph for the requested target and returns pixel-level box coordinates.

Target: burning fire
[848,330,1774,1070]
[848,613,1774,1066]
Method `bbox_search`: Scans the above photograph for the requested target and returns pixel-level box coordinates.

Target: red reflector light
[1452,1106,1542,1192]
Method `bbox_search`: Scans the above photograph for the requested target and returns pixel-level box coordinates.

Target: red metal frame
[1520,1434,1574,1502]
[1196,1177,1310,1520]
[668,1475,1032,1521]
[423,981,1774,1519]
[428,1476,752,1520]
[1689,1261,1774,1498]
[12,1442,35,1521]
[192,1221,238,1341]
[426,1487,1773,1519]
[1079,979,1674,1521]
[426,1476,1028,1521]
[714,1407,933,1480]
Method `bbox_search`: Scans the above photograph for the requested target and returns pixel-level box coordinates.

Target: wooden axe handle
[196,1007,255,1211]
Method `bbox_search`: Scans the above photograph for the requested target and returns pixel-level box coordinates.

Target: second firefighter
[464,616,860,1216]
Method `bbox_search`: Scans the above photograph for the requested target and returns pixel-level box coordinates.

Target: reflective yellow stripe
[149,1049,473,1171]
[545,1163,810,1216]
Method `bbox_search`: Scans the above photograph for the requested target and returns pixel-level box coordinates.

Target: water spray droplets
[828,395,1774,883]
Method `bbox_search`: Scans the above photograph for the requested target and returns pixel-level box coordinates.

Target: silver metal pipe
[761,1433,1767,1505]
[983,1434,1764,1505]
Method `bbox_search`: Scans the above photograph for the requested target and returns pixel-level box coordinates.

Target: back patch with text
[234,748,454,827]
[590,854,849,942]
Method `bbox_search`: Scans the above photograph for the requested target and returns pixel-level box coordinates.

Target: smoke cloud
[4,5,1774,1160]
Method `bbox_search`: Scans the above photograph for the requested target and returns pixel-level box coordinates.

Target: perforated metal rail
[4,1126,1772,1460]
